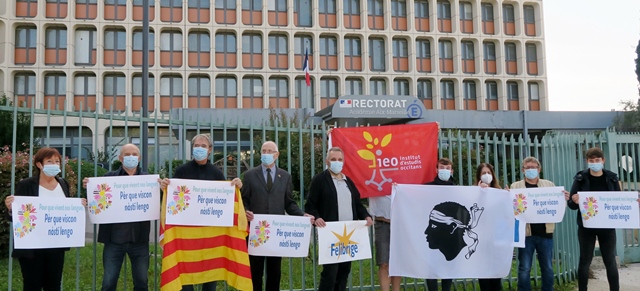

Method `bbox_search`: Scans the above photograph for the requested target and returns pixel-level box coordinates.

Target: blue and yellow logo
[330,224,359,258]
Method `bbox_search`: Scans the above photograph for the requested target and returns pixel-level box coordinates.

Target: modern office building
[0,0,548,160]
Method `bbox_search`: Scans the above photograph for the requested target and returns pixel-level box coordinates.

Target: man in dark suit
[241,141,314,291]
[305,146,373,291]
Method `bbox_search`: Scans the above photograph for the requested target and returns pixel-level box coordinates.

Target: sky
[544,0,640,111]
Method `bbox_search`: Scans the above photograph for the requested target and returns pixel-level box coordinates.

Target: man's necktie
[266,168,273,191]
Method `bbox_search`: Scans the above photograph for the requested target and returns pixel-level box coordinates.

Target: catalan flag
[160,189,252,291]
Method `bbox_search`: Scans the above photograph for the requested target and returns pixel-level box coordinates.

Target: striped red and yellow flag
[159,188,252,291]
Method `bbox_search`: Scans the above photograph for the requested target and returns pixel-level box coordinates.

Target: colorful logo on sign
[168,185,191,215]
[330,224,359,259]
[513,193,528,215]
[14,203,37,238]
[582,196,599,220]
[89,183,113,215]
[249,220,271,247]
[357,131,396,190]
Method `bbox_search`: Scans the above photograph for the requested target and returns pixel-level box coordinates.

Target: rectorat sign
[334,96,425,119]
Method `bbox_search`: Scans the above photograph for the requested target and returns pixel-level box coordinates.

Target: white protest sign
[248,214,312,257]
[579,191,640,229]
[12,196,86,249]
[317,220,372,265]
[513,187,566,223]
[165,179,235,226]
[86,175,160,224]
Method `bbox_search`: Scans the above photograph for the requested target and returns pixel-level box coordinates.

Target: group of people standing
[1,132,633,291]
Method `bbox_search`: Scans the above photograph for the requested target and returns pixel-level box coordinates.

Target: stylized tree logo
[357,131,396,190]
[249,220,271,247]
[89,183,113,215]
[167,185,191,215]
[14,203,37,238]
[582,196,598,220]
[513,193,528,216]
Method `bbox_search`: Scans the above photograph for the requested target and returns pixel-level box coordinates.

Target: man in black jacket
[305,147,373,291]
[424,158,455,291]
[567,147,621,291]
[83,143,150,291]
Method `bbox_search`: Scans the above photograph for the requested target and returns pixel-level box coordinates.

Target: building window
[483,41,496,74]
[269,34,288,70]
[392,38,409,72]
[189,0,211,23]
[132,30,155,67]
[319,0,337,28]
[160,31,183,68]
[242,0,262,25]
[188,75,211,108]
[369,38,385,71]
[486,81,497,99]
[415,0,430,31]
[215,33,237,68]
[320,78,338,108]
[344,37,361,71]
[215,76,238,108]
[17,0,38,18]
[294,0,312,27]
[45,27,67,66]
[46,0,69,19]
[528,82,539,100]
[215,0,236,24]
[503,4,515,35]
[294,35,313,70]
[526,43,538,75]
[133,0,155,21]
[437,0,452,32]
[269,77,289,108]
[75,29,97,66]
[14,72,37,108]
[76,0,98,20]
[439,40,453,73]
[132,74,155,112]
[319,35,338,71]
[160,75,183,112]
[345,78,362,95]
[160,0,183,22]
[391,0,407,30]
[440,80,454,99]
[394,79,409,96]
[505,42,517,75]
[370,78,386,95]
[268,0,287,26]
[461,41,475,73]
[463,81,476,99]
[242,33,263,69]
[74,74,96,112]
[417,79,432,99]
[368,0,384,30]
[104,0,126,21]
[344,0,360,29]
[507,81,518,100]
[295,77,314,108]
[242,77,263,108]
[481,3,494,34]
[524,5,535,36]
[103,74,126,112]
[459,2,473,33]
[188,31,211,68]
[44,73,66,110]
[104,29,126,67]
[416,39,431,73]
[15,26,37,65]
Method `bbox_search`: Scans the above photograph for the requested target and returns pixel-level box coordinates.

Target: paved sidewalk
[584,257,640,291]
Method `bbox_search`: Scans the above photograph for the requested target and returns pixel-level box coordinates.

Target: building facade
[0,0,548,160]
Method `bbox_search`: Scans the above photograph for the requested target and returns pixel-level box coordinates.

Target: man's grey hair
[192,134,212,148]
[327,147,344,159]
[262,141,279,152]
[522,156,541,168]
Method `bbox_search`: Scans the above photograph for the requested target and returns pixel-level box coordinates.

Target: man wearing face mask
[424,158,456,291]
[82,143,150,291]
[241,141,313,291]
[510,157,569,291]
[567,147,622,291]
[305,147,373,291]
[159,134,243,291]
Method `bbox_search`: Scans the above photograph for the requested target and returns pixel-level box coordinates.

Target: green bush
[66,160,109,198]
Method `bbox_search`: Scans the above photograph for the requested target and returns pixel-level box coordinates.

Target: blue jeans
[517,236,554,291]
[102,242,149,291]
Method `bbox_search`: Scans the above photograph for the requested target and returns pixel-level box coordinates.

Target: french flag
[303,48,311,86]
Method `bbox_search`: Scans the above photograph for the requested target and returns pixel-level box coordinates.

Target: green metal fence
[4,103,637,290]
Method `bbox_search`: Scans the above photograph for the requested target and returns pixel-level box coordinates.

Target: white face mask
[481,173,493,185]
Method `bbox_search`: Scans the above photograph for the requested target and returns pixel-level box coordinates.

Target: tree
[636,39,640,101]
[612,40,640,132]
[0,95,32,150]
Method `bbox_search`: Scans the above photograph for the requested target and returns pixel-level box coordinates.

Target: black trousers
[478,278,502,291]
[578,227,619,291]
[18,249,66,291]
[319,261,351,291]
[426,279,452,291]
[249,255,282,291]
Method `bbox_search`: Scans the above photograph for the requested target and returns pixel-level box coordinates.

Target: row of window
[13,72,542,112]
[14,26,540,75]
[15,0,538,36]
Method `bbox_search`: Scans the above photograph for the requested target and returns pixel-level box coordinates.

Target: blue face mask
[437,169,451,181]
[42,164,61,177]
[588,163,604,173]
[123,155,139,169]
[192,147,209,161]
[261,154,275,166]
[524,169,538,180]
[329,161,344,174]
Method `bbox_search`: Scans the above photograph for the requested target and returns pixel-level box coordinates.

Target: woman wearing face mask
[3,147,87,291]
[474,163,503,291]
